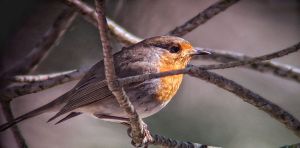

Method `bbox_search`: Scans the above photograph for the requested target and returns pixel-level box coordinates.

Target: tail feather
[0,92,70,132]
[0,104,49,132]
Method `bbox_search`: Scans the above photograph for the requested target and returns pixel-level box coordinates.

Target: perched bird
[0,36,209,131]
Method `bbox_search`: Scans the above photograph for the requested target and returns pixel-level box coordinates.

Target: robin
[0,36,210,131]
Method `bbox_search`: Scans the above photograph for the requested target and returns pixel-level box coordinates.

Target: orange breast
[155,54,188,102]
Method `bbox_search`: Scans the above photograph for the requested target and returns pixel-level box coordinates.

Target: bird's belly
[76,95,168,122]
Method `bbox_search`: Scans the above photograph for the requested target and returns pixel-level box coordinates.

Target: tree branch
[1,8,77,78]
[199,48,300,83]
[11,70,78,83]
[94,0,146,145]
[0,8,77,148]
[150,134,220,148]
[64,0,141,46]
[3,40,299,101]
[2,41,299,138]
[63,0,300,84]
[188,66,300,138]
[0,67,88,101]
[1,102,28,148]
[168,0,240,37]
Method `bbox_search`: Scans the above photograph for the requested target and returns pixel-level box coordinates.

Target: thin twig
[0,67,88,101]
[199,48,300,83]
[64,0,141,46]
[150,134,220,148]
[2,42,300,138]
[117,41,300,86]
[11,70,78,83]
[188,66,300,138]
[94,0,146,145]
[63,0,300,84]
[197,42,300,70]
[0,8,77,148]
[1,102,28,148]
[1,8,77,78]
[168,0,240,37]
[3,41,299,100]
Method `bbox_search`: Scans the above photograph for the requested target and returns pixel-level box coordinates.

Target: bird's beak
[190,48,211,56]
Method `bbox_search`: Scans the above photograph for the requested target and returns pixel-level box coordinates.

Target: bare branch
[150,134,220,148]
[63,0,300,84]
[64,0,141,46]
[188,66,300,138]
[3,40,299,101]
[1,8,77,78]
[117,41,300,86]
[168,0,240,37]
[1,102,28,148]
[94,0,146,145]
[0,68,88,101]
[197,42,300,70]
[200,48,300,83]
[11,70,78,83]
[0,8,77,148]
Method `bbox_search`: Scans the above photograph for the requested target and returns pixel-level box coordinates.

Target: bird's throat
[155,55,188,102]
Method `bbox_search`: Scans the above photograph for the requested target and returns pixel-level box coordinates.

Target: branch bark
[199,48,300,83]
[94,0,146,145]
[168,0,240,37]
[63,0,300,84]
[0,8,78,148]
[0,67,88,101]
[1,8,77,79]
[1,102,28,148]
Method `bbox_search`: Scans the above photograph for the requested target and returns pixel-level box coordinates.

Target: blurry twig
[63,0,300,84]
[0,8,77,79]
[168,0,240,37]
[1,102,28,148]
[64,0,141,46]
[0,8,77,148]
[0,67,88,101]
[94,0,147,146]
[11,70,78,83]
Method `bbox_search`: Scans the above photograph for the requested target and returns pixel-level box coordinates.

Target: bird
[0,36,210,131]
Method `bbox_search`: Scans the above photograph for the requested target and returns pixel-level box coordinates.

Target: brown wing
[48,79,113,122]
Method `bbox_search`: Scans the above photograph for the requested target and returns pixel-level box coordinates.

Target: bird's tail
[0,92,70,132]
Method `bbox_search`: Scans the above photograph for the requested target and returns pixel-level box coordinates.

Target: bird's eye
[169,46,180,53]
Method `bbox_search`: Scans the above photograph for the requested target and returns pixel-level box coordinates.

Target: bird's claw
[128,122,153,147]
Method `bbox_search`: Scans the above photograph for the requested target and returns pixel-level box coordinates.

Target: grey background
[0,0,300,147]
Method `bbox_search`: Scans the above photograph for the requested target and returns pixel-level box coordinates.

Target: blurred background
[0,0,300,147]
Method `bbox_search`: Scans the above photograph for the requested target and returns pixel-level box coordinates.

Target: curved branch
[168,0,240,37]
[63,0,300,84]
[188,66,300,138]
[64,0,141,46]
[0,8,77,78]
[94,0,146,145]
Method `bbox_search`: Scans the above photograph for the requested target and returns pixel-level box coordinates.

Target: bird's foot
[125,122,153,147]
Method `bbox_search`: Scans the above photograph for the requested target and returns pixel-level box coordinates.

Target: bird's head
[142,36,210,70]
[137,36,210,102]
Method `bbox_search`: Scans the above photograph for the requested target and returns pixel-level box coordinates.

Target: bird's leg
[141,121,153,144]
